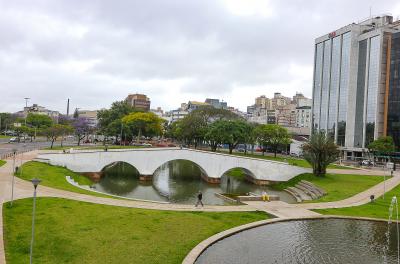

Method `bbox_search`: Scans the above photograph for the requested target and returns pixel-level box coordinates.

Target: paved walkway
[0,150,399,264]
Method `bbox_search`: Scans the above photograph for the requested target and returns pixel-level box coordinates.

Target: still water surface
[196,219,399,264]
[92,160,295,205]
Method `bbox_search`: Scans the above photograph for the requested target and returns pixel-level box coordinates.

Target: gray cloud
[1,0,399,113]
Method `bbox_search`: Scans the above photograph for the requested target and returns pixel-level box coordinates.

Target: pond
[195,218,399,264]
[91,160,295,205]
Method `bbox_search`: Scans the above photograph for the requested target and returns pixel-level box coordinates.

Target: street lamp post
[385,162,395,199]
[29,178,41,264]
[10,148,17,206]
[20,144,26,178]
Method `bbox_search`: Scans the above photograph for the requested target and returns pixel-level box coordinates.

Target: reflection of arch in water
[98,161,141,195]
[152,159,209,200]
[220,168,257,194]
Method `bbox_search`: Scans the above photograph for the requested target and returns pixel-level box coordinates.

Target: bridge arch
[97,161,141,195]
[220,167,257,181]
[151,159,209,179]
[101,161,140,176]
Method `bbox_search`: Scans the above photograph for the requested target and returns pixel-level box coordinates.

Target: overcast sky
[1,0,399,113]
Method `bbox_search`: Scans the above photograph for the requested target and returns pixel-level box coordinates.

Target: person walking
[195,191,204,207]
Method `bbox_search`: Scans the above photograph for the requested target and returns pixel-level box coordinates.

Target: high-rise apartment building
[312,15,400,159]
[125,94,151,111]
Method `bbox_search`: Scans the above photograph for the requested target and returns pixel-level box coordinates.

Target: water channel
[195,218,399,264]
[91,160,295,205]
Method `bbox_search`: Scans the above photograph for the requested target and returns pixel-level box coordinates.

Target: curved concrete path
[0,150,399,264]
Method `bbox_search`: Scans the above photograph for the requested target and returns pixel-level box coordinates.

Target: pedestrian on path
[195,191,204,207]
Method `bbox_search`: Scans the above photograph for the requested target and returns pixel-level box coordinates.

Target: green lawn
[220,151,351,169]
[3,198,268,264]
[0,135,11,139]
[272,173,384,203]
[315,183,400,219]
[16,161,111,198]
[0,160,6,167]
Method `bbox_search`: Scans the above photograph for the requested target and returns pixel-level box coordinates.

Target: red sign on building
[328,31,336,38]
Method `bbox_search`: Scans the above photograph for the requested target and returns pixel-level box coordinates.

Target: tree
[97,101,139,143]
[44,124,73,149]
[73,117,91,146]
[367,136,395,156]
[301,131,339,177]
[0,113,15,132]
[168,107,241,148]
[254,124,291,157]
[26,113,53,128]
[122,112,163,142]
[206,120,251,153]
[20,125,36,142]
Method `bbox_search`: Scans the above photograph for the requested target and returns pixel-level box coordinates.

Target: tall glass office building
[312,15,400,159]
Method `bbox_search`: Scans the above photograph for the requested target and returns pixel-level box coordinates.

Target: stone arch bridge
[37,148,310,185]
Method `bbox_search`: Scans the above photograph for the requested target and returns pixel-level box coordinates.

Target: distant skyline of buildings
[10,91,312,136]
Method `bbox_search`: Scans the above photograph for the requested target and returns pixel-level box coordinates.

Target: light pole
[20,144,26,178]
[385,162,395,199]
[10,148,17,206]
[29,178,41,264]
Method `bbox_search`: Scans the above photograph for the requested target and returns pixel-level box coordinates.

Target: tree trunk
[229,144,233,154]
[51,138,55,149]
[137,129,142,143]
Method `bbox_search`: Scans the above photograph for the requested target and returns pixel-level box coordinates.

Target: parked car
[361,160,374,166]
[236,147,245,152]
[8,137,17,143]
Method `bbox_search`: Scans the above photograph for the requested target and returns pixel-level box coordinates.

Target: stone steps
[295,183,319,199]
[301,180,327,196]
[283,188,303,202]
[284,180,326,202]
[287,187,312,201]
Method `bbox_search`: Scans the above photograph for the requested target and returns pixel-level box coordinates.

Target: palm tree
[302,131,339,177]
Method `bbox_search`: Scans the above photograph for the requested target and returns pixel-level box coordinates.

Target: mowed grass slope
[315,183,400,219]
[272,173,384,203]
[16,161,111,198]
[3,198,268,264]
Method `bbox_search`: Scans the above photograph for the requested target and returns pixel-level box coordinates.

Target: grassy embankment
[3,198,268,264]
[315,182,400,219]
[272,173,384,203]
[16,161,111,198]
[228,167,384,203]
